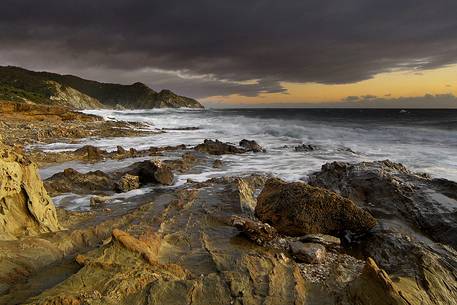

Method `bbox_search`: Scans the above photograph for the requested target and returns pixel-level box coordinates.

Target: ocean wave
[36,109,457,183]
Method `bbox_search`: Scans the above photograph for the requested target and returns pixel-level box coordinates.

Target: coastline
[0,103,456,304]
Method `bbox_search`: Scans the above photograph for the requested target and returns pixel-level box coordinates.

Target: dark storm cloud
[1,0,457,97]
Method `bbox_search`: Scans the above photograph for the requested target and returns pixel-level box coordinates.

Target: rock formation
[45,159,175,196]
[23,177,311,305]
[0,144,61,240]
[255,178,377,237]
[311,160,457,304]
[309,160,457,247]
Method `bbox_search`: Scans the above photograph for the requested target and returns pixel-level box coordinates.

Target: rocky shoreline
[0,105,456,305]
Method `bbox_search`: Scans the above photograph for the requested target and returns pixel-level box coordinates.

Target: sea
[36,108,457,186]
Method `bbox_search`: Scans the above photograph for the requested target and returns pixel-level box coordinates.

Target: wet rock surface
[89,195,110,208]
[255,178,377,237]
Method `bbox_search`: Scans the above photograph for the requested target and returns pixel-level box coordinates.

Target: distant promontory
[0,66,204,109]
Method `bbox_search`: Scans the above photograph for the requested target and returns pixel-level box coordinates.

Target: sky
[1,0,457,108]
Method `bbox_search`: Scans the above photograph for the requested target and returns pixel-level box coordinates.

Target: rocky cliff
[0,143,61,240]
[0,66,203,109]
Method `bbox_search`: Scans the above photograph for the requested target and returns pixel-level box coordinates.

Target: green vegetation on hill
[0,66,203,109]
[0,67,55,104]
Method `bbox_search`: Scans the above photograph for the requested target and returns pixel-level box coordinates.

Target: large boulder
[255,178,377,237]
[309,160,457,248]
[124,160,174,185]
[0,144,61,240]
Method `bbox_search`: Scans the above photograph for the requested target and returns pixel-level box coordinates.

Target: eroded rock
[0,144,61,240]
[24,178,311,305]
[356,231,457,305]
